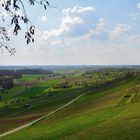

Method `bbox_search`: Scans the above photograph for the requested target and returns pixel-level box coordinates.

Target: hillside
[1,75,140,140]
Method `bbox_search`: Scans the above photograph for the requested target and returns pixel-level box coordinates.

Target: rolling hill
[1,76,140,140]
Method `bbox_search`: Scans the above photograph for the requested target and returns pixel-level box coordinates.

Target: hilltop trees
[0,78,14,90]
[0,0,51,55]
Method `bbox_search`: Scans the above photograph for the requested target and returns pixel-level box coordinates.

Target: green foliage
[0,0,51,54]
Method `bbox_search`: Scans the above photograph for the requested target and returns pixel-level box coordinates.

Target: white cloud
[3,33,140,65]
[42,16,84,40]
[137,2,140,9]
[59,16,84,33]
[63,5,96,15]
[109,24,131,40]
[86,18,106,38]
[41,6,96,40]
[42,6,96,40]
[38,16,47,22]
[125,35,140,46]
[24,7,139,65]
[129,12,139,21]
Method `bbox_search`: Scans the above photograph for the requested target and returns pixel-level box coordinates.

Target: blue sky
[1,0,140,65]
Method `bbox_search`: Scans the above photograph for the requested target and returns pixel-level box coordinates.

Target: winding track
[0,92,87,138]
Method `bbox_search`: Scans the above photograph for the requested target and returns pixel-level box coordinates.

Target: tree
[0,78,14,89]
[0,0,53,55]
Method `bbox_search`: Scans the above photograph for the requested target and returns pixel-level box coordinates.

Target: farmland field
[0,67,140,140]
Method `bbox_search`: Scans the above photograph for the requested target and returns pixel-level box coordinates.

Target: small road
[0,92,87,138]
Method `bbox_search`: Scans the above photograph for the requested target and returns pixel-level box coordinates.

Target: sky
[1,0,140,65]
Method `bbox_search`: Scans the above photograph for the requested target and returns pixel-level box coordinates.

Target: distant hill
[0,65,140,70]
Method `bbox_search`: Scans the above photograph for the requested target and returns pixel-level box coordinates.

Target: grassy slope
[0,78,66,119]
[0,77,85,134]
[14,74,45,83]
[1,79,140,140]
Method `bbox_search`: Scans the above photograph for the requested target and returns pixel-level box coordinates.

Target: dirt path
[0,92,87,138]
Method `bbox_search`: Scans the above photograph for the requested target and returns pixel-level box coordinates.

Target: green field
[0,68,140,140]
[14,74,47,84]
